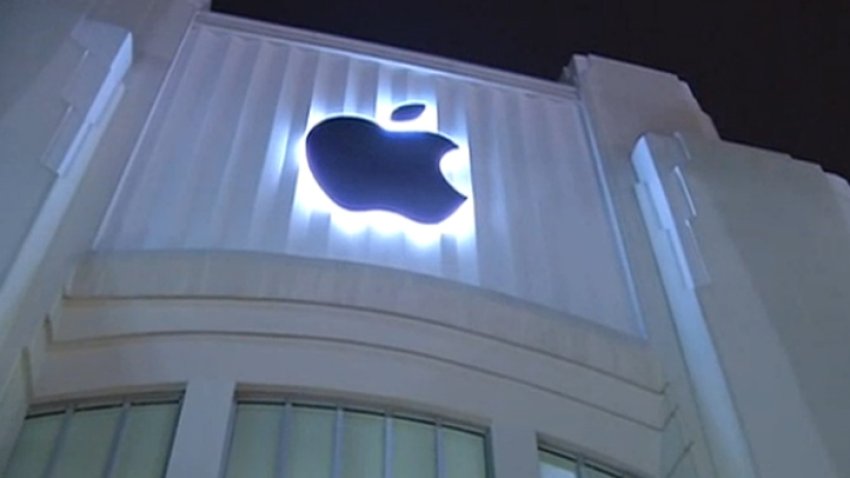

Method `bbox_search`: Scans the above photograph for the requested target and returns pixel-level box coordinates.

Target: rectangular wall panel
[96,15,638,335]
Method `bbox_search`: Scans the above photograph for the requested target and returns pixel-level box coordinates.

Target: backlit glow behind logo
[291,98,474,246]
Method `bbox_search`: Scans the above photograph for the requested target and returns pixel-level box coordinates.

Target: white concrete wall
[634,132,850,478]
[568,56,720,478]
[0,2,132,339]
[28,250,664,477]
[0,0,206,468]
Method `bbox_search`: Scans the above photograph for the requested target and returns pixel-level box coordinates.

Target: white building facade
[1,1,849,477]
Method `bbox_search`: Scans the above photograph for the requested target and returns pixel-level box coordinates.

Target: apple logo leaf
[390,103,426,122]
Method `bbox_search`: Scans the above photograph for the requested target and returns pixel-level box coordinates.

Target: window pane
[443,427,486,478]
[3,412,64,478]
[287,406,334,478]
[53,405,121,477]
[225,403,281,478]
[223,402,489,478]
[583,463,622,478]
[539,450,578,478]
[341,412,383,478]
[112,403,179,478]
[392,418,435,478]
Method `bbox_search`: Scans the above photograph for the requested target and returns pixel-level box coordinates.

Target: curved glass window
[224,400,489,478]
[3,396,181,478]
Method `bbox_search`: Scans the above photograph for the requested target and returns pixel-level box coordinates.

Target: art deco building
[1,1,848,477]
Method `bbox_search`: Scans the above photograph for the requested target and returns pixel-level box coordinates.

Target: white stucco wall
[635,133,850,478]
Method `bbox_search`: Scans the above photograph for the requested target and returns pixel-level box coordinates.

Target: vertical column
[633,133,847,478]
[567,55,720,478]
[165,379,235,478]
[0,1,199,473]
[489,421,538,478]
[0,356,29,469]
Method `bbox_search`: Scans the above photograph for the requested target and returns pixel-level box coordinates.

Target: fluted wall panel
[96,14,638,335]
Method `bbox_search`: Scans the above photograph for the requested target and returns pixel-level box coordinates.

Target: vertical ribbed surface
[96,20,637,334]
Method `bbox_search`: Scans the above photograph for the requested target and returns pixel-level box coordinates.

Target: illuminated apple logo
[305,103,467,224]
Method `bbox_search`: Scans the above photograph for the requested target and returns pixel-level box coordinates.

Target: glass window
[52,405,122,477]
[225,401,490,478]
[443,426,487,478]
[111,402,180,478]
[287,406,335,478]
[224,403,280,478]
[539,449,578,478]
[538,446,628,478]
[3,397,181,478]
[2,412,64,477]
[392,418,435,478]
[341,412,383,478]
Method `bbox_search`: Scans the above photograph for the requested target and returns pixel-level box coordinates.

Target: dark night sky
[213,1,849,180]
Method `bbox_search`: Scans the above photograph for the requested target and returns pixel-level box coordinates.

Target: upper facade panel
[96,13,638,335]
